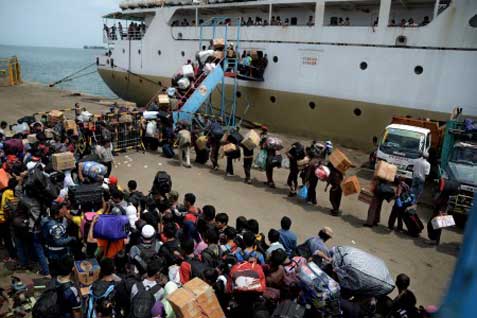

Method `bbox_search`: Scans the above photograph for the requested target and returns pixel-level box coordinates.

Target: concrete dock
[0,82,463,306]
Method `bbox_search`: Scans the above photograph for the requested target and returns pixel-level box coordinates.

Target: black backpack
[288,142,305,160]
[136,242,162,273]
[129,191,146,210]
[114,275,138,318]
[86,280,116,318]
[153,171,172,194]
[32,282,70,318]
[129,283,163,318]
[187,256,212,279]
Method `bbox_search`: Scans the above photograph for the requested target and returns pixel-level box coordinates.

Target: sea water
[0,44,116,98]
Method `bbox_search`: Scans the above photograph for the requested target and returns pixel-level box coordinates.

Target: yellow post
[15,60,22,83]
[7,63,14,86]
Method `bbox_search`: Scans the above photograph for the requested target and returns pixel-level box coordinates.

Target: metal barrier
[0,56,22,87]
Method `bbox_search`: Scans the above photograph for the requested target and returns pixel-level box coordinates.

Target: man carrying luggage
[326,163,344,216]
[177,123,192,168]
[411,152,430,202]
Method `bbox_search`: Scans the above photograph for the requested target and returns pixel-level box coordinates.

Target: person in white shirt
[95,141,114,177]
[266,229,285,259]
[411,152,430,201]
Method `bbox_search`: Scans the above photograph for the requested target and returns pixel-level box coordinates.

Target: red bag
[230,261,266,293]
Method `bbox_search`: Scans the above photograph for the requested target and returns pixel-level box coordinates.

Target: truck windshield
[450,146,477,166]
[380,128,424,159]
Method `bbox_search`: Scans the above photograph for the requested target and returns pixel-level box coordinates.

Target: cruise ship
[97,0,477,147]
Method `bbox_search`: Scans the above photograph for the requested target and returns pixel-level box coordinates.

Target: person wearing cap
[411,151,430,202]
[129,224,162,275]
[40,201,77,270]
[305,227,334,262]
[325,162,344,216]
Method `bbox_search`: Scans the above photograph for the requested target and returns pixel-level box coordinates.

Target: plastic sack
[332,246,395,297]
[143,111,159,120]
[298,185,308,200]
[254,149,267,170]
[177,77,190,90]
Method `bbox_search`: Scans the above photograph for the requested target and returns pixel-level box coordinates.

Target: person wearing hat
[325,162,344,216]
[129,224,162,275]
[305,226,334,262]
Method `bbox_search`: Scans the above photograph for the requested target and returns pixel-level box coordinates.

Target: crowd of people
[170,15,316,27]
[389,16,431,27]
[0,106,438,318]
[104,22,147,40]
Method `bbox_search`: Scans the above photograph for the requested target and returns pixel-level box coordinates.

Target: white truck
[376,117,445,179]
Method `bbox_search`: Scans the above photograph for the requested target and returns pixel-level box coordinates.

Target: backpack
[210,122,224,140]
[230,261,266,293]
[114,275,139,317]
[187,256,212,279]
[129,282,163,318]
[153,171,172,194]
[18,115,36,126]
[86,280,116,318]
[288,142,305,160]
[129,191,146,210]
[201,245,223,268]
[136,242,162,273]
[32,282,70,318]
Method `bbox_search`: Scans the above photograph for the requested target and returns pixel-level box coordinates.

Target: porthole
[273,56,278,63]
[353,108,362,116]
[236,91,242,98]
[178,32,183,39]
[360,62,368,70]
[181,51,185,57]
[125,76,128,81]
[396,35,407,46]
[270,96,276,103]
[469,14,477,27]
[158,81,162,86]
[138,49,141,55]
[309,101,316,109]
[139,79,143,83]
[202,45,206,50]
[122,49,125,54]
[414,65,423,75]
[158,50,161,55]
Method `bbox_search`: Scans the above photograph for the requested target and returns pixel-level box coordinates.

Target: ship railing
[104,29,145,42]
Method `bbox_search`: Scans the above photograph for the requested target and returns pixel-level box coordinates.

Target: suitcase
[93,215,129,240]
[162,144,175,158]
[272,301,305,318]
[402,208,424,237]
[68,184,103,211]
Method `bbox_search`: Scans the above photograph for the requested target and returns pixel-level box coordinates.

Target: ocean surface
[0,45,116,98]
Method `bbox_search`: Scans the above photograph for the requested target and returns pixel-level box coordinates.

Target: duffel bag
[230,261,266,293]
[93,214,129,241]
[298,262,340,312]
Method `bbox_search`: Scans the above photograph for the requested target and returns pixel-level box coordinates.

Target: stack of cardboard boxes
[329,148,361,196]
[168,278,225,318]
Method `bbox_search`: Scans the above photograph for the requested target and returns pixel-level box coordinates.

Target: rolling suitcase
[402,207,424,237]
[272,300,305,318]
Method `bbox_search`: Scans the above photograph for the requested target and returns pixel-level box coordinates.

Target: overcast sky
[0,0,119,48]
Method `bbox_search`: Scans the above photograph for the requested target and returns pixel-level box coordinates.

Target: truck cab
[376,124,431,179]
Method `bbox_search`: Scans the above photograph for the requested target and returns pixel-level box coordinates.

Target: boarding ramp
[173,64,224,123]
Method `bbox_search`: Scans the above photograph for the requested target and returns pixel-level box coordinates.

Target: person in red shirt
[183,193,201,223]
[179,238,199,284]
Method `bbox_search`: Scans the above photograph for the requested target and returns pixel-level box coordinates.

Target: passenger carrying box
[64,119,78,135]
[358,188,374,204]
[182,64,194,78]
[297,156,310,169]
[48,110,64,125]
[431,215,455,230]
[329,148,352,174]
[184,278,226,318]
[374,161,397,182]
[241,129,260,150]
[74,259,100,286]
[213,51,224,60]
[167,287,207,318]
[196,136,208,150]
[52,152,75,171]
[341,176,361,196]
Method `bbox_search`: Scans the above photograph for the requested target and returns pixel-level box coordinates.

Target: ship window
[273,56,278,63]
[158,50,161,55]
[236,91,242,98]
[309,102,316,109]
[178,33,183,39]
[125,76,128,81]
[291,17,298,26]
[181,51,185,57]
[138,49,141,55]
[396,36,407,46]
[414,65,423,75]
[202,45,206,50]
[158,81,162,86]
[354,108,362,116]
[470,14,477,27]
[270,96,276,103]
[122,49,125,54]
[360,62,368,70]
[324,1,380,27]
[139,79,143,83]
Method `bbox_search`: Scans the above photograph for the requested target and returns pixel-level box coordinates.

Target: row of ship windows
[121,48,423,74]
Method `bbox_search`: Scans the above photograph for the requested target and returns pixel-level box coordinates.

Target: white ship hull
[98,0,477,147]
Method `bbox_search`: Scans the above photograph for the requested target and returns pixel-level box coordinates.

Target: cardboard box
[74,259,100,286]
[329,148,352,174]
[184,278,226,318]
[374,161,397,182]
[241,129,260,150]
[119,113,133,123]
[158,94,170,105]
[196,135,208,150]
[48,110,64,125]
[52,152,75,171]
[64,119,78,135]
[297,156,310,169]
[341,176,360,196]
[167,287,207,318]
[27,134,37,144]
[182,64,194,78]
[212,38,224,49]
[431,215,455,230]
[223,143,237,154]
[358,188,374,204]
[213,51,224,60]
